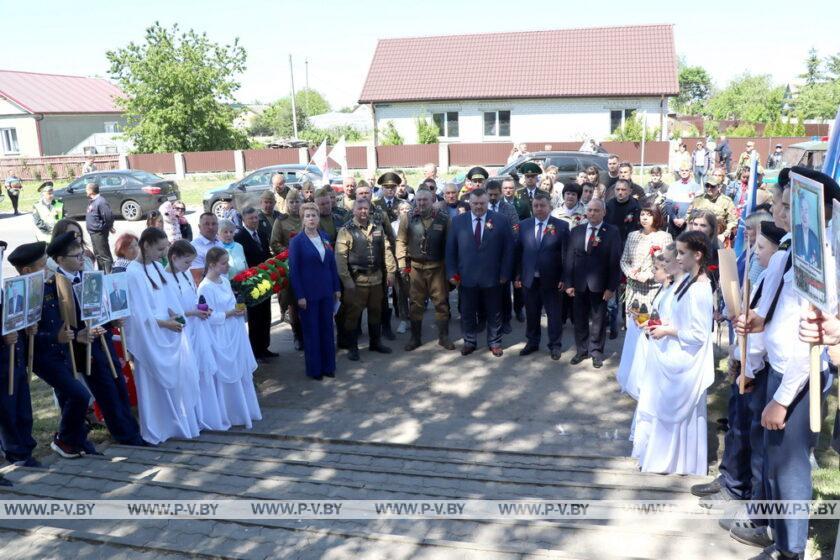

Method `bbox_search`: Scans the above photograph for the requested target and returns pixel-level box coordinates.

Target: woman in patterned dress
[620,203,673,311]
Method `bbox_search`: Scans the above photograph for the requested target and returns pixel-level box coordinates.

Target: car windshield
[780,147,806,169]
[130,171,163,183]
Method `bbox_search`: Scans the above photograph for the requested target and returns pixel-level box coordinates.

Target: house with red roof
[359,24,679,145]
[0,70,126,157]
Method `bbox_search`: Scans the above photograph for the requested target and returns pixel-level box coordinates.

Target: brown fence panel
[347,146,367,169]
[600,141,670,165]
[449,143,511,166]
[679,136,814,169]
[183,150,235,173]
[127,153,175,174]
[243,148,300,171]
[376,144,438,168]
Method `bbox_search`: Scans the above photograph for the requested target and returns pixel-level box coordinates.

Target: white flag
[329,136,347,174]
[311,139,328,175]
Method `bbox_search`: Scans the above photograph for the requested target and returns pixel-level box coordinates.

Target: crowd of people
[2,156,839,560]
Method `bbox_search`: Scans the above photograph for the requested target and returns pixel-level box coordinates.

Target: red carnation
[272,284,281,293]
[258,264,269,271]
[649,245,662,256]
[289,232,298,238]
[277,250,289,260]
[278,267,287,277]
[232,271,248,282]
[270,272,278,281]
[707,265,719,273]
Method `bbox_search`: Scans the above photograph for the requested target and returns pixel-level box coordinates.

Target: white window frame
[483,110,511,139]
[610,109,636,133]
[432,112,459,139]
[0,128,19,155]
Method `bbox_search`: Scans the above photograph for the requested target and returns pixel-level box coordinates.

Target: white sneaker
[396,321,408,334]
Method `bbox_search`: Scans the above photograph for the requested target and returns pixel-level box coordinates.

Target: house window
[610,109,636,132]
[0,128,19,154]
[104,121,119,133]
[432,112,459,138]
[483,111,511,137]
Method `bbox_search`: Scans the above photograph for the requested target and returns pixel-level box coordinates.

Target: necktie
[387,199,392,209]
[474,217,482,246]
[252,230,260,244]
[536,221,543,243]
[587,226,597,251]
[491,203,497,212]
[528,190,534,201]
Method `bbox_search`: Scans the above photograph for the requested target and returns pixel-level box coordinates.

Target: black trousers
[88,230,113,273]
[460,285,503,347]
[33,354,91,449]
[572,288,607,360]
[524,277,563,350]
[6,189,20,213]
[247,299,272,356]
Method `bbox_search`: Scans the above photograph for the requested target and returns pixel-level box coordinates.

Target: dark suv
[496,151,610,185]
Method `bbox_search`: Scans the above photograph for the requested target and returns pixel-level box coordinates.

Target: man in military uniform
[689,172,739,246]
[375,174,401,223]
[395,188,454,351]
[458,166,489,200]
[513,161,543,219]
[335,199,397,360]
[337,176,357,213]
[271,172,290,215]
[8,241,98,459]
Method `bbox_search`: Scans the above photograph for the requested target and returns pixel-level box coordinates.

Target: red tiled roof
[359,24,678,103]
[0,70,124,114]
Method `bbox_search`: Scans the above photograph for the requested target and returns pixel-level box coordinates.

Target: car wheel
[121,199,142,221]
[211,199,226,218]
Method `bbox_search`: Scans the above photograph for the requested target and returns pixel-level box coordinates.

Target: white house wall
[373,97,665,144]
[0,97,28,116]
[0,115,39,157]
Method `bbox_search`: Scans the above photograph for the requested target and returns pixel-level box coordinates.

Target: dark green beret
[8,241,47,268]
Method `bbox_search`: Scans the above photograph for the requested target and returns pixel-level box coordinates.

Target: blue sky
[1,0,838,110]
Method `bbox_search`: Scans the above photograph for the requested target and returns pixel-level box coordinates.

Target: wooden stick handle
[68,341,80,380]
[85,322,92,377]
[8,343,14,396]
[120,327,131,364]
[100,335,118,379]
[27,334,34,384]
[809,343,822,433]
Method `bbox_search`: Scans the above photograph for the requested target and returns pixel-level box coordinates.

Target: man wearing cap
[4,174,23,215]
[395,188,454,351]
[446,188,515,357]
[375,172,402,224]
[737,140,764,174]
[513,162,544,220]
[459,166,489,201]
[8,241,99,460]
[335,198,397,360]
[690,172,738,245]
[31,181,64,242]
[767,144,784,170]
[47,232,148,448]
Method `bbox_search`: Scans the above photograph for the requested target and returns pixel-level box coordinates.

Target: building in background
[359,25,678,145]
[0,70,126,157]
[307,105,373,133]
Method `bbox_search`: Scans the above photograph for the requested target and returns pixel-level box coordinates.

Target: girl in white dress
[636,230,715,475]
[165,241,231,432]
[124,227,200,444]
[197,247,262,428]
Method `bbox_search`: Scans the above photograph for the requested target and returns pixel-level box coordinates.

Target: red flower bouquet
[231,253,291,307]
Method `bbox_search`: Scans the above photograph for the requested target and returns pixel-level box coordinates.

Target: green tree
[107,22,250,153]
[799,48,824,85]
[415,117,440,144]
[249,89,331,138]
[296,88,331,116]
[299,125,364,145]
[704,74,785,123]
[795,80,840,120]
[609,114,659,142]
[380,121,404,146]
[674,64,712,115]
[825,52,840,80]
[724,123,757,137]
[764,116,806,137]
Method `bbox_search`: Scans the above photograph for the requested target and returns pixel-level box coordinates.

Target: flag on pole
[734,153,760,280]
[329,136,348,176]
[310,139,328,181]
[821,106,840,182]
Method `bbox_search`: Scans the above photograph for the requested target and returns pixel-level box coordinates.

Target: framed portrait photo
[105,272,130,321]
[2,276,28,335]
[80,270,105,322]
[790,171,829,311]
[25,271,45,327]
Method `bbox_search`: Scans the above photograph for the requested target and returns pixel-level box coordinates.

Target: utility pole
[289,54,299,139]
[304,58,310,115]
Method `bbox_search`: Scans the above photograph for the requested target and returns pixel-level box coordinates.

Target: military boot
[404,321,423,351]
[437,320,455,350]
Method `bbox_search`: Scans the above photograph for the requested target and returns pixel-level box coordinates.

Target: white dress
[166,270,231,432]
[634,278,714,475]
[197,276,262,428]
[124,261,201,444]
[616,319,642,396]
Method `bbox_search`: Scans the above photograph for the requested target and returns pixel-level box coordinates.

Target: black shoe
[368,325,392,354]
[519,345,539,356]
[50,434,83,459]
[570,354,589,365]
[592,357,603,368]
[309,375,323,381]
[404,321,422,351]
[608,329,618,340]
[347,348,360,361]
[0,475,11,487]
[262,350,280,358]
[746,546,800,560]
[730,525,774,549]
[691,477,722,497]
[699,488,734,509]
[13,457,43,468]
[436,320,455,350]
[550,349,562,361]
[461,344,476,356]
[515,310,525,323]
[323,372,335,378]
[501,322,512,334]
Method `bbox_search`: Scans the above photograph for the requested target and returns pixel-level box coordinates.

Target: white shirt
[471,213,486,243]
[584,222,602,251]
[307,233,325,261]
[191,235,223,270]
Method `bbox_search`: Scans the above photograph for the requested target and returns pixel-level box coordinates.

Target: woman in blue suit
[289,203,342,380]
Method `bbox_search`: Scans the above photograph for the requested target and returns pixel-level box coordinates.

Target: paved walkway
[0,309,755,559]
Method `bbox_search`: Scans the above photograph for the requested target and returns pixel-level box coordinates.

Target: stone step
[0,469,754,559]
[110,441,697,493]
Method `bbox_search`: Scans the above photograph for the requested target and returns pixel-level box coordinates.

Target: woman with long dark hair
[635,230,715,475]
[123,228,200,444]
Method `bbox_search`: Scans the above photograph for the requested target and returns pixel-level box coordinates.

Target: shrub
[724,123,758,137]
[610,114,660,142]
[380,121,404,146]
[416,117,440,144]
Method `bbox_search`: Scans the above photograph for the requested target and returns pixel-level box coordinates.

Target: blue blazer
[445,211,514,288]
[289,232,341,302]
[515,216,569,289]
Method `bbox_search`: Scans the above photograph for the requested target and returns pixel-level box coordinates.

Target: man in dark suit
[234,206,276,359]
[109,288,128,313]
[486,179,524,331]
[515,192,569,360]
[446,189,514,357]
[793,191,821,267]
[564,199,622,368]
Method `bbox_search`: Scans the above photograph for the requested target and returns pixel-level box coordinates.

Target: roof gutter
[34,113,44,156]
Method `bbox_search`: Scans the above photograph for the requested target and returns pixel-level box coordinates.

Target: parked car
[496,151,611,186]
[762,141,828,185]
[203,164,339,217]
[55,170,180,221]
